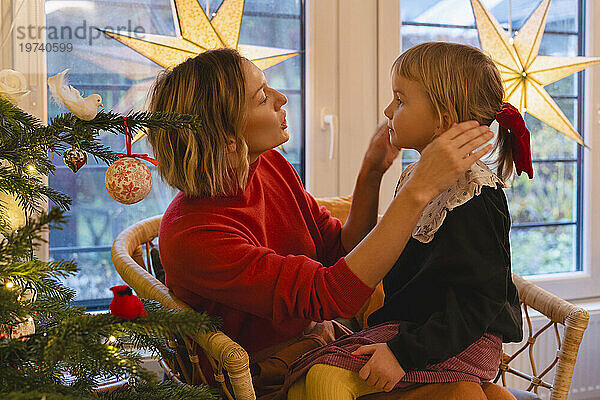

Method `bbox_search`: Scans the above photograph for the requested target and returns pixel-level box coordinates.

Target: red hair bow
[495,102,533,179]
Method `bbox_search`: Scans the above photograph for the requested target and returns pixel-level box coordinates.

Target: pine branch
[1,380,222,400]
[0,167,71,221]
[0,96,42,136]
[0,208,69,265]
[100,380,221,400]
[29,298,84,332]
[3,260,78,282]
[0,286,23,327]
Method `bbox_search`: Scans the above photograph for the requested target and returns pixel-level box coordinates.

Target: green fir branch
[0,208,68,265]
[100,380,222,400]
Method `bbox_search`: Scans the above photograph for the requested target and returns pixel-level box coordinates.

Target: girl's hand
[362,123,400,177]
[404,121,494,202]
[352,343,406,392]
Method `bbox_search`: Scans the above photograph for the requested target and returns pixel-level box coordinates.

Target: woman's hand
[404,121,494,203]
[352,343,406,392]
[362,122,400,177]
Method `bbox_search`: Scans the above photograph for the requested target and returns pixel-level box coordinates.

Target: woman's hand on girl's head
[362,122,401,177]
[402,121,494,203]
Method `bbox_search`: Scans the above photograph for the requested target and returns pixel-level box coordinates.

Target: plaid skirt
[284,321,502,392]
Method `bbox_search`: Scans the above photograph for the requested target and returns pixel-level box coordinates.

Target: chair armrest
[193,331,256,400]
[508,274,589,400]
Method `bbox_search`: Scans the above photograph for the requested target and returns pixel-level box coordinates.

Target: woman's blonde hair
[147,48,249,197]
[393,42,513,181]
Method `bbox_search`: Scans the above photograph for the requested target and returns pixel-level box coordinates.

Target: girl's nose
[384,102,393,119]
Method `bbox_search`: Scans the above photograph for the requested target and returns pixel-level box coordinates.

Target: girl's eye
[261,95,268,104]
[396,97,402,104]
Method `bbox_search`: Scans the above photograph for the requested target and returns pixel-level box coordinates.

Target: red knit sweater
[159,149,374,356]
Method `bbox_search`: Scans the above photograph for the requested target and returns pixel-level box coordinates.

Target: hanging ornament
[63,147,87,173]
[99,0,298,70]
[1,280,36,340]
[105,158,152,204]
[470,0,600,146]
[105,118,159,205]
[4,315,35,339]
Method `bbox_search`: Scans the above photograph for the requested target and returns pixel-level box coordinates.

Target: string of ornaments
[50,70,158,205]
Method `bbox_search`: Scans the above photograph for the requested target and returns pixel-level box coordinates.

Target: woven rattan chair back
[111,214,255,400]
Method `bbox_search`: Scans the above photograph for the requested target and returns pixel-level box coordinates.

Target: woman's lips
[281,119,287,130]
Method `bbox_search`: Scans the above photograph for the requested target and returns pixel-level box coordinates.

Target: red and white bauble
[105,157,152,204]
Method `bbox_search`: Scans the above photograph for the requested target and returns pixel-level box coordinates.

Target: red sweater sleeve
[163,226,373,323]
[303,191,348,266]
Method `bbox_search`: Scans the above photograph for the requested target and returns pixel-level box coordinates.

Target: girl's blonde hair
[147,48,249,197]
[393,42,513,181]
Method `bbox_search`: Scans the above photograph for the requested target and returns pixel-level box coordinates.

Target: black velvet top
[367,184,523,371]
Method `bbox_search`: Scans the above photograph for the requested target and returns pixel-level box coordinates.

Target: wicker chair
[111,196,589,400]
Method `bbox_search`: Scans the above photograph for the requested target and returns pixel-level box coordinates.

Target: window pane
[510,225,576,275]
[401,0,577,33]
[539,32,578,57]
[46,0,304,303]
[51,249,120,304]
[401,25,479,49]
[506,161,576,224]
[528,99,579,159]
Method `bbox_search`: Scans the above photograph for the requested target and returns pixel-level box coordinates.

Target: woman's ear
[225,138,237,154]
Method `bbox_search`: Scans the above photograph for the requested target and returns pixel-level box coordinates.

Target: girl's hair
[393,42,513,181]
[147,48,249,197]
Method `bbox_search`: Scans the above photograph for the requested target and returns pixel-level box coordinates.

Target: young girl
[285,42,527,400]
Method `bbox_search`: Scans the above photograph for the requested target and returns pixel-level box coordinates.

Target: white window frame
[534,0,600,301]
[7,0,600,302]
[306,0,402,211]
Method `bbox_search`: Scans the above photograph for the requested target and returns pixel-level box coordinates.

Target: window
[43,0,304,308]
[400,0,585,278]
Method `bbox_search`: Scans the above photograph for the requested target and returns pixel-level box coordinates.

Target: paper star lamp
[101,0,298,71]
[471,0,600,146]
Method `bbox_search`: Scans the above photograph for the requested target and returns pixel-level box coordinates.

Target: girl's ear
[435,113,453,135]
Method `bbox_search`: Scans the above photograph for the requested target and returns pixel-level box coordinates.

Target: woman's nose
[274,89,287,109]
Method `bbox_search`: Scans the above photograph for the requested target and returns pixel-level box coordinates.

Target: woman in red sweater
[146,48,493,397]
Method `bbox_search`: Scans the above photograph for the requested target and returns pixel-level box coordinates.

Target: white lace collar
[395,160,506,243]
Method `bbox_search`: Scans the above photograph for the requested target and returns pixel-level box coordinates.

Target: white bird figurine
[48,69,103,121]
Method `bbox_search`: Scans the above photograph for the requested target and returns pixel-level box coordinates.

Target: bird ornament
[109,285,147,320]
[48,68,103,120]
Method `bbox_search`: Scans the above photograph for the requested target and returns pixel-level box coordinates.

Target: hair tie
[495,102,533,179]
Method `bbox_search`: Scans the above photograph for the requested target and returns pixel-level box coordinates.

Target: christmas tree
[0,92,222,399]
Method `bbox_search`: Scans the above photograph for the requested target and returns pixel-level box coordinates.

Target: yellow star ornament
[471,0,600,146]
[100,0,298,71]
